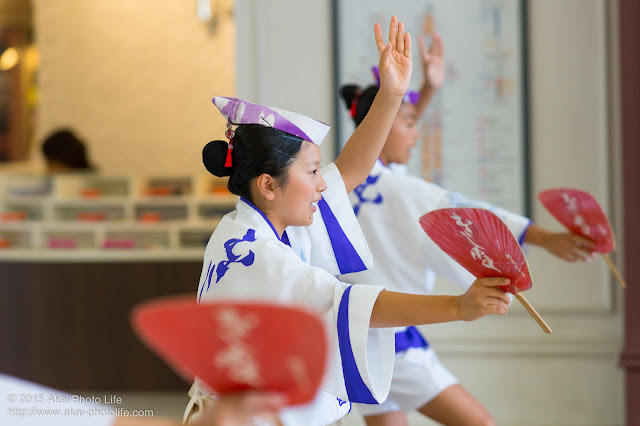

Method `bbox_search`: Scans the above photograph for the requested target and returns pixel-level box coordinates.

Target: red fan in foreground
[131,296,328,406]
[538,188,625,288]
[419,207,551,333]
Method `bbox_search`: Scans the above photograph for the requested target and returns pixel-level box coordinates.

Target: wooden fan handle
[602,253,626,288]
[513,293,552,334]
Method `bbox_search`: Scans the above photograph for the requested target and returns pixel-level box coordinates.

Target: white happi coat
[341,159,531,297]
[195,163,395,425]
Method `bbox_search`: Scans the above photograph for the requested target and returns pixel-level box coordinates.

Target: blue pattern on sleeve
[337,286,377,404]
[215,229,257,283]
[352,174,383,216]
[198,261,215,302]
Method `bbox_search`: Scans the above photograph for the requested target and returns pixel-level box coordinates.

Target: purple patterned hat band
[371,66,419,105]
[212,97,330,146]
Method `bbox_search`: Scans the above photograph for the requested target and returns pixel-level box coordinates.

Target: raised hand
[418,32,445,91]
[458,277,511,321]
[374,16,413,98]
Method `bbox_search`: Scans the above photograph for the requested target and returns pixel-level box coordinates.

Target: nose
[317,172,328,193]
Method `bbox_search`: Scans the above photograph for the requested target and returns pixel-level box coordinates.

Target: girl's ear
[255,173,277,201]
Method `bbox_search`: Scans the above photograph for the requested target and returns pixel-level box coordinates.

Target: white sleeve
[278,390,352,426]
[320,282,395,405]
[199,238,395,406]
[262,253,394,404]
[288,162,373,275]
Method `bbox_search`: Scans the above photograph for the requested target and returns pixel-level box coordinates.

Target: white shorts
[354,346,458,416]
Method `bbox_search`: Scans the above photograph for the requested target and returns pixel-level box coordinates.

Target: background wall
[33,0,235,175]
[236,1,623,425]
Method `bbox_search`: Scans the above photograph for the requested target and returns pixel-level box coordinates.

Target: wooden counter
[0,260,203,391]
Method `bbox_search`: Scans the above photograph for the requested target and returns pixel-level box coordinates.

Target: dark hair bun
[340,84,362,111]
[202,140,231,177]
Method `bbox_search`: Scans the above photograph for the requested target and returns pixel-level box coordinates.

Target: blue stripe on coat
[337,286,377,404]
[519,219,532,246]
[318,198,367,274]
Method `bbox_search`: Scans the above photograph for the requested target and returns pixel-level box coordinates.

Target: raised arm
[369,277,511,328]
[414,33,444,117]
[335,16,412,193]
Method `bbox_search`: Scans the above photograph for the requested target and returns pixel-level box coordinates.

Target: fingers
[562,234,599,262]
[376,17,411,59]
[571,246,594,262]
[466,278,511,316]
[374,22,385,54]
[485,300,509,315]
[478,277,511,288]
[418,35,428,60]
[379,42,392,70]
[240,392,287,416]
[404,32,412,59]
[484,287,512,305]
[396,21,405,54]
[431,32,443,56]
[574,235,598,250]
[388,16,398,51]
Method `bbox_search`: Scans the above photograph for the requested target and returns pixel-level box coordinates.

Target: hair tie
[350,89,362,118]
[224,123,234,167]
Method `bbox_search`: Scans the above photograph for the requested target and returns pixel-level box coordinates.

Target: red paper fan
[538,188,614,253]
[538,188,625,288]
[419,208,531,293]
[419,208,551,333]
[131,296,328,406]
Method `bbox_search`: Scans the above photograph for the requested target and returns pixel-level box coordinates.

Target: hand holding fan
[131,296,328,406]
[538,188,625,288]
[419,207,552,333]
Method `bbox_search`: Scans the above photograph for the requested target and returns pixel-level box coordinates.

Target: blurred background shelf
[0,172,236,257]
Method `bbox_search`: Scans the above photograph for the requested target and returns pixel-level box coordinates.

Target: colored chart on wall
[334,0,529,215]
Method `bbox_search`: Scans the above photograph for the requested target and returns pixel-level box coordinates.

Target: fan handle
[513,293,552,334]
[602,254,626,288]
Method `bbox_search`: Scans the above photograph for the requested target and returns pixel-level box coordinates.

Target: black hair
[202,124,303,203]
[340,84,379,127]
[41,129,95,170]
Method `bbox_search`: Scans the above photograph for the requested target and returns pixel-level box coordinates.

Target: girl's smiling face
[270,141,327,233]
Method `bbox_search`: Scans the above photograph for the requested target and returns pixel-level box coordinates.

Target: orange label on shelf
[146,186,172,196]
[82,188,102,198]
[76,212,107,222]
[139,213,162,223]
[1,212,27,222]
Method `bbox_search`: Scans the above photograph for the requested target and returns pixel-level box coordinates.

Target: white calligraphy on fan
[561,193,592,236]
[451,212,502,273]
[214,308,263,387]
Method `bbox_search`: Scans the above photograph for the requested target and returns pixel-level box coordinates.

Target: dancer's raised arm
[336,16,413,193]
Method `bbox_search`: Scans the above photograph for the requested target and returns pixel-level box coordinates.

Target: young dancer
[185,18,512,426]
[339,34,597,426]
